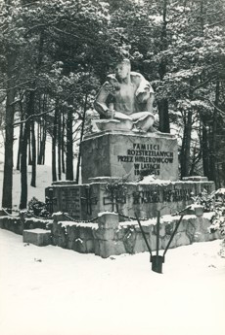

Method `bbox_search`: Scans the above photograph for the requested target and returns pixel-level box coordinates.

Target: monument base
[81,130,179,183]
[46,177,215,221]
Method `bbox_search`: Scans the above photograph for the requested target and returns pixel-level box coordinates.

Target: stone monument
[46,59,215,221]
[94,58,156,132]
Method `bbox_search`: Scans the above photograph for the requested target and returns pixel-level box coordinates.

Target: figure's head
[115,58,131,80]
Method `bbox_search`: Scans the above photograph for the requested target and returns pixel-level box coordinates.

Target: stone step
[23,229,51,246]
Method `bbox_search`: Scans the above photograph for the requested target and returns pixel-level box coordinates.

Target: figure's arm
[132,72,154,112]
[145,90,154,114]
[94,81,114,118]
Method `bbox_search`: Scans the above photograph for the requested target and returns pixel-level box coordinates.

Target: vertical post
[151,211,164,274]
[156,211,160,257]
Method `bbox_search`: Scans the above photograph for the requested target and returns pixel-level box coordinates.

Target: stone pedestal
[45,130,215,223]
[81,130,179,183]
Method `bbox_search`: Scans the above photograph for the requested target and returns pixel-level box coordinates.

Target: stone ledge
[23,229,51,246]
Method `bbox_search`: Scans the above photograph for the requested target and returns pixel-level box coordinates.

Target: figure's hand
[136,91,148,103]
[104,109,115,119]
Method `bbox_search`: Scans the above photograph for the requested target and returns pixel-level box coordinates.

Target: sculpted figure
[94,58,156,132]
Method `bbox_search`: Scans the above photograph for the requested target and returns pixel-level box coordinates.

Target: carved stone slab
[81,130,179,183]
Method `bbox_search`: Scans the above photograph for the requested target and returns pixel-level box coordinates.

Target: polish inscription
[60,188,81,219]
[132,187,192,204]
[117,142,174,177]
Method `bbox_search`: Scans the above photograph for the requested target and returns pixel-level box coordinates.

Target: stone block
[0,217,4,228]
[81,132,179,183]
[94,239,100,256]
[115,226,126,240]
[134,234,149,253]
[58,234,68,248]
[75,238,86,253]
[98,212,119,229]
[152,221,166,237]
[52,221,67,247]
[67,240,76,250]
[186,220,196,243]
[161,234,176,250]
[3,217,21,234]
[135,224,151,234]
[95,240,126,258]
[175,232,190,247]
[93,228,115,240]
[23,229,51,246]
[209,230,221,241]
[113,240,126,255]
[86,240,95,253]
[195,217,211,234]
[79,227,94,240]
[24,219,49,230]
[66,225,79,239]
[194,232,210,243]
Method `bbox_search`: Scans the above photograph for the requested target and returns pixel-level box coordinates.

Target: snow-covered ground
[0,126,63,208]
[0,228,225,335]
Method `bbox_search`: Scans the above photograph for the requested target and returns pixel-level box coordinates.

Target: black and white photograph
[0,1,225,334]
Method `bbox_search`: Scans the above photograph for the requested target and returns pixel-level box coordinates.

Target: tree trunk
[16,121,23,171]
[37,119,40,163]
[30,119,36,187]
[57,107,62,180]
[38,115,46,165]
[42,114,46,165]
[28,125,32,165]
[19,120,29,210]
[66,110,74,180]
[52,107,57,182]
[180,110,193,178]
[209,81,219,186]
[2,52,15,211]
[62,112,65,174]
[20,90,35,209]
[76,92,88,184]
[157,0,170,133]
[201,116,210,178]
[158,99,170,133]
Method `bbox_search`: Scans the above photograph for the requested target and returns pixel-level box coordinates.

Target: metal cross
[45,188,57,215]
[103,186,126,212]
[80,186,98,216]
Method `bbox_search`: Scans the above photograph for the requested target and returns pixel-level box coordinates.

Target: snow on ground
[0,126,53,208]
[0,163,53,207]
[0,228,225,335]
[0,126,78,209]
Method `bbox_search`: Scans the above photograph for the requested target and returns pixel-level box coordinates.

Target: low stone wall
[0,215,52,235]
[0,211,221,258]
[51,211,221,258]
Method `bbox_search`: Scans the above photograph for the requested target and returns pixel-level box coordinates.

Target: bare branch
[0,95,7,104]
[52,27,80,40]
[13,108,55,127]
[206,19,225,28]
[9,98,22,106]
[202,98,225,116]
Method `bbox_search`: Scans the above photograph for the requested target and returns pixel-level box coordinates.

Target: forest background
[0,0,225,211]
